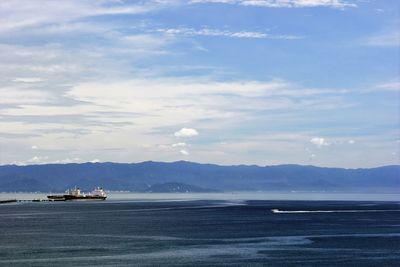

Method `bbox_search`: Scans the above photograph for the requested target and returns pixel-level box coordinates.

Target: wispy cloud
[1,78,348,125]
[0,77,349,164]
[0,0,168,33]
[13,77,44,83]
[189,0,356,9]
[375,81,400,91]
[365,30,400,47]
[0,88,53,104]
[157,27,302,40]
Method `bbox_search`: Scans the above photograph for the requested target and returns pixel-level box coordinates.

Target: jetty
[0,199,52,204]
[0,199,17,204]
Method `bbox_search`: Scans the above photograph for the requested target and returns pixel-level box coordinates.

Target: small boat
[47,187,107,201]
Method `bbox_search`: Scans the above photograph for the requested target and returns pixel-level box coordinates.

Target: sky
[0,0,399,168]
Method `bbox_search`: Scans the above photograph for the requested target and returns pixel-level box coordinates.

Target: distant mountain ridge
[0,161,399,193]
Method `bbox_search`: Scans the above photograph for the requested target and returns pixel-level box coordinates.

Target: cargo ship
[47,187,107,201]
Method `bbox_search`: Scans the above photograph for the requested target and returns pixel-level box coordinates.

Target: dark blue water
[0,200,399,266]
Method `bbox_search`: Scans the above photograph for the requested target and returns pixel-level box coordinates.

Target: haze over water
[1,192,400,202]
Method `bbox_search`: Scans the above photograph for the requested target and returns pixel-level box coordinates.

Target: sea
[0,192,399,266]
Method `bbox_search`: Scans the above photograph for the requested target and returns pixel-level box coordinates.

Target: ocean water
[0,196,399,266]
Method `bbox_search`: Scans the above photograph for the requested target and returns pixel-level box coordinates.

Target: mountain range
[0,161,399,193]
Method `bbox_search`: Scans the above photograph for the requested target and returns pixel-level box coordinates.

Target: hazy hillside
[0,161,399,193]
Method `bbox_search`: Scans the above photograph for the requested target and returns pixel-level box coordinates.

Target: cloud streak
[189,0,356,9]
[157,27,302,40]
[0,78,350,134]
[13,77,44,83]
[365,31,400,47]
[0,0,168,33]
[0,88,53,104]
[375,81,400,91]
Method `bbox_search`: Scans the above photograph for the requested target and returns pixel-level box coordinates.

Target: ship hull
[63,195,106,201]
[47,195,66,201]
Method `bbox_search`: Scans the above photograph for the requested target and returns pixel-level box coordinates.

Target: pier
[0,199,53,204]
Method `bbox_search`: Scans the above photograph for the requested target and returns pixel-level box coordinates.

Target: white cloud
[26,155,49,164]
[65,78,336,102]
[375,81,400,91]
[53,157,81,164]
[172,142,187,147]
[0,78,348,145]
[310,137,330,147]
[241,0,355,8]
[348,140,355,144]
[31,145,39,150]
[28,156,40,163]
[157,27,302,40]
[12,155,82,165]
[180,149,190,155]
[90,159,100,163]
[0,88,53,104]
[0,0,168,34]
[189,0,356,9]
[365,31,400,47]
[13,77,44,83]
[123,34,175,52]
[174,128,199,138]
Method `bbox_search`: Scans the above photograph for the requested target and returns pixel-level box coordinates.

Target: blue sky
[0,0,399,167]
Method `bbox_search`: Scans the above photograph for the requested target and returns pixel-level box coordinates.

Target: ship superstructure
[47,187,107,201]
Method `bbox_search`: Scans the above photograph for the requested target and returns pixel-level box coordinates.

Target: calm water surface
[0,193,399,266]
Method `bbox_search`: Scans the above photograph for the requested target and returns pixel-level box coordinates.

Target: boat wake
[271,209,400,214]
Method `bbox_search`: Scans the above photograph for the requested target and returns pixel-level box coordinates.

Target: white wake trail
[271,209,400,214]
